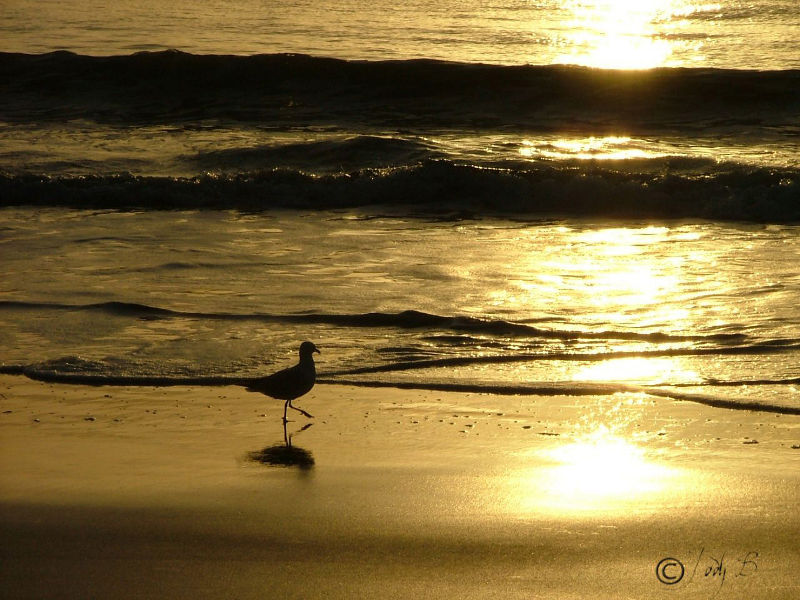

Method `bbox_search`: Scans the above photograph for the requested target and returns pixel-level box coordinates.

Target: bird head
[299,341,320,359]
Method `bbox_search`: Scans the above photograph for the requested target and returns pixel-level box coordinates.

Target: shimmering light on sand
[550,435,659,497]
[521,427,680,514]
[556,0,683,68]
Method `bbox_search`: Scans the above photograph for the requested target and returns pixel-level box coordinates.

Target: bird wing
[247,364,313,400]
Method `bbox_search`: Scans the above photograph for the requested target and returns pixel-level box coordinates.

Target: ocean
[1,0,799,415]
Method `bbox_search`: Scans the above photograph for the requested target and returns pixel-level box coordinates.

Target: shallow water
[2,1,799,415]
[2,208,798,413]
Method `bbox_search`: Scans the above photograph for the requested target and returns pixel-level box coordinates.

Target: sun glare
[517,426,679,515]
[518,136,662,161]
[562,227,684,311]
[557,0,679,68]
[545,433,667,505]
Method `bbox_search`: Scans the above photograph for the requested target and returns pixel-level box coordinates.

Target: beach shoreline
[3,2,799,599]
[1,374,798,598]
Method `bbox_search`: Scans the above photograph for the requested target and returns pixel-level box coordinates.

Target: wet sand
[1,374,798,599]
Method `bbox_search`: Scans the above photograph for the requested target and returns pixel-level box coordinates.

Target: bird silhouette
[247,341,320,422]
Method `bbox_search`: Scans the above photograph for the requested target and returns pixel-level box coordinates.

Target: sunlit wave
[519,136,662,161]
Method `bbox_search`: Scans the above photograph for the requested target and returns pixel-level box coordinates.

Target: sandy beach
[4,1,800,599]
[1,374,798,599]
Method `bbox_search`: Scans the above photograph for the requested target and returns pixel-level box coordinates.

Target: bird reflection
[248,421,315,469]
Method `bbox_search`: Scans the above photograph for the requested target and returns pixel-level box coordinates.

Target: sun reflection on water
[551,226,690,325]
[574,357,701,384]
[556,0,690,69]
[518,136,659,161]
[484,224,704,337]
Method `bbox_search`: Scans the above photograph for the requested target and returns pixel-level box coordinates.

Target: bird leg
[288,400,313,419]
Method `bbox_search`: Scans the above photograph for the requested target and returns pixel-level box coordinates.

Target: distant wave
[3,51,798,222]
[0,300,749,344]
[2,51,798,134]
[2,160,798,222]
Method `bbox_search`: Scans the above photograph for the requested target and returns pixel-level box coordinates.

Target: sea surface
[3,0,799,70]
[1,1,799,415]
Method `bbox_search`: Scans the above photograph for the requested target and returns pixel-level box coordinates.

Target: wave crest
[2,51,798,133]
[190,135,441,173]
[0,300,748,344]
[2,161,798,222]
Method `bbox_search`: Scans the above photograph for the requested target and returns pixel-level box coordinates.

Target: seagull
[247,341,320,422]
